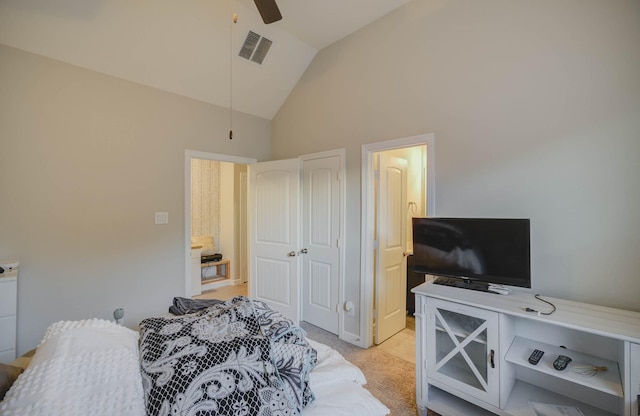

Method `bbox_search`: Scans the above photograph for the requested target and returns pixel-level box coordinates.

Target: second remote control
[553,354,572,370]
[528,349,544,365]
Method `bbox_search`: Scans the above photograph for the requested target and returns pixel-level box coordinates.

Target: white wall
[0,44,271,353]
[272,0,640,338]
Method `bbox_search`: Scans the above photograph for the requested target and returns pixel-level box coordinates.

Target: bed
[0,297,389,416]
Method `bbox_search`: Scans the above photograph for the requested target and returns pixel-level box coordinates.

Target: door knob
[288,251,297,257]
[300,248,308,254]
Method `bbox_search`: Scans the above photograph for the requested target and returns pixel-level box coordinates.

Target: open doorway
[360,134,435,348]
[183,151,256,299]
[373,146,425,344]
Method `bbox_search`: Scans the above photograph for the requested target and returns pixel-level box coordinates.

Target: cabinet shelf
[503,380,616,416]
[505,336,622,397]
[427,382,617,416]
[201,276,227,284]
[435,325,488,345]
[426,386,496,415]
[433,307,489,345]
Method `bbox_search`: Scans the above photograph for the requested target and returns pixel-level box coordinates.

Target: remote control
[528,349,544,365]
[553,354,572,370]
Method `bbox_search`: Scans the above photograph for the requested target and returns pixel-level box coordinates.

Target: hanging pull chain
[229,12,237,140]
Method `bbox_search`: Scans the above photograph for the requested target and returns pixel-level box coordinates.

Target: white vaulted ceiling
[0,0,413,120]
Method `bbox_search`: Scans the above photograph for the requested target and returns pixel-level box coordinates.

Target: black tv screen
[412,218,531,288]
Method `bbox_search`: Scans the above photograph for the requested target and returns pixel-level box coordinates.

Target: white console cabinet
[0,269,18,363]
[413,281,640,416]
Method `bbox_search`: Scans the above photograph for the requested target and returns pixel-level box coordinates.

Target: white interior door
[375,154,408,344]
[248,159,301,323]
[301,155,341,334]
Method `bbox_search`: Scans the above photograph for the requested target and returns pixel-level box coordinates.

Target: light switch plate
[155,212,169,224]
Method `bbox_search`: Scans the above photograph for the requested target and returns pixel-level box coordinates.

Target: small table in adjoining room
[201,259,230,284]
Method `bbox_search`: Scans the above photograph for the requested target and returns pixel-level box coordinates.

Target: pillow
[0,319,145,415]
[191,235,217,255]
[0,363,23,401]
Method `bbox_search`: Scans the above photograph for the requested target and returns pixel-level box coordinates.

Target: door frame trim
[300,149,346,338]
[184,150,257,297]
[360,133,435,348]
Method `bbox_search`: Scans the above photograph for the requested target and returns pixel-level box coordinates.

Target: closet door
[301,155,341,334]
[248,158,301,323]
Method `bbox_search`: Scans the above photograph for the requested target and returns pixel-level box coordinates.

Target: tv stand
[412,281,640,416]
[432,276,490,293]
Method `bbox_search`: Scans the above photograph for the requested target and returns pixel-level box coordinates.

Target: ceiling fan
[253,0,282,24]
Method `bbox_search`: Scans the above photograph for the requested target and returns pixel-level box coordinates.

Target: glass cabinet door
[426,298,499,407]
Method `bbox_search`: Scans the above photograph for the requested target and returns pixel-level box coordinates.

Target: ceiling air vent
[238,31,273,65]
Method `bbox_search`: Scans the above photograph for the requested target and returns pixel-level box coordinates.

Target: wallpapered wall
[191,159,220,244]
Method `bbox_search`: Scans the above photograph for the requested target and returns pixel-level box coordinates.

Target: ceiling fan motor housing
[254,0,282,24]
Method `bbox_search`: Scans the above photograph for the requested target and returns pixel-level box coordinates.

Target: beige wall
[0,44,271,353]
[272,0,640,336]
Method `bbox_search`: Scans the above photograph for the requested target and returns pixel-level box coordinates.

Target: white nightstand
[0,268,18,363]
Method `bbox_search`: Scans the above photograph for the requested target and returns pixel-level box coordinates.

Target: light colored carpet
[301,321,440,416]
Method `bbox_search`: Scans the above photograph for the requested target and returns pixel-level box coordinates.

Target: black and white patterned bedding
[139,296,317,416]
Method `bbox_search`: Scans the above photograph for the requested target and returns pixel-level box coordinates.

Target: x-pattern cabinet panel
[426,298,499,407]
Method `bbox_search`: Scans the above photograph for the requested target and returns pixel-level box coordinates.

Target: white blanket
[0,319,146,416]
[0,320,389,416]
[304,339,390,416]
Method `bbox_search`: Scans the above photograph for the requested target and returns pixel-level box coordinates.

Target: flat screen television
[411,217,531,290]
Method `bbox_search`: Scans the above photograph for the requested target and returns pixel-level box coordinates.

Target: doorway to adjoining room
[361,133,435,351]
[184,151,255,300]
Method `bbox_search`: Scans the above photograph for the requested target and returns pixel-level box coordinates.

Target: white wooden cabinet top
[0,269,17,282]
[413,281,640,344]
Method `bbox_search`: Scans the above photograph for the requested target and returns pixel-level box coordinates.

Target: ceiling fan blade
[254,0,282,24]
